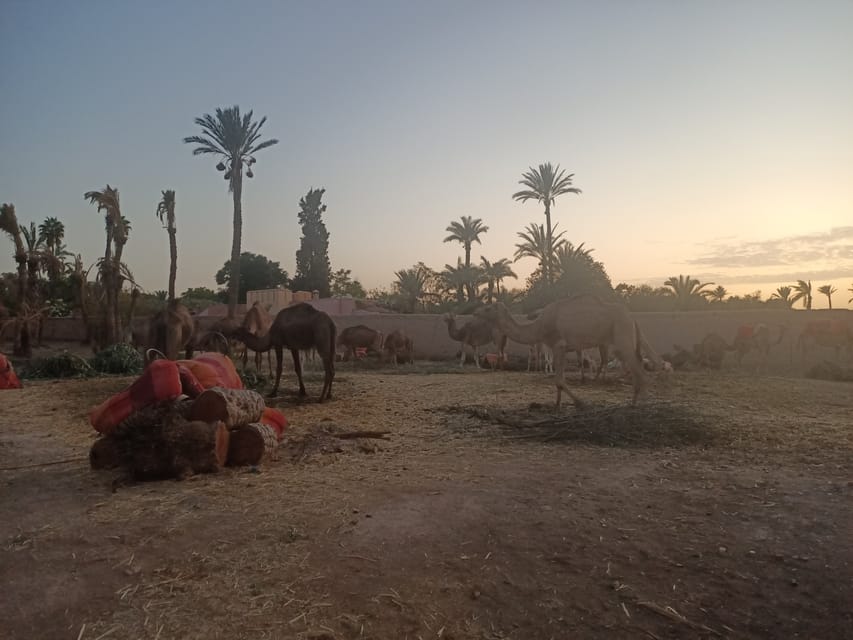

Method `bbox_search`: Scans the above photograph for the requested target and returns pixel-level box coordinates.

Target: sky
[1,0,852,308]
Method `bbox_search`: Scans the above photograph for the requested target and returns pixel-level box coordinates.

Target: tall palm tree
[85,185,126,344]
[817,284,837,309]
[791,279,813,310]
[0,203,32,356]
[480,257,517,303]
[513,222,567,276]
[155,190,178,301]
[704,285,728,303]
[512,163,581,285]
[184,106,278,319]
[769,285,794,308]
[664,275,714,311]
[393,265,430,313]
[20,221,45,285]
[443,216,488,301]
[38,217,64,253]
[38,217,67,289]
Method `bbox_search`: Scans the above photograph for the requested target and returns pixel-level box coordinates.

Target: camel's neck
[495,308,541,345]
[240,329,272,352]
[445,318,464,341]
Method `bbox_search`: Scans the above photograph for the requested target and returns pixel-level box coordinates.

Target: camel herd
[126,294,852,409]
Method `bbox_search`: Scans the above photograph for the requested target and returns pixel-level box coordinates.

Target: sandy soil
[1,361,852,640]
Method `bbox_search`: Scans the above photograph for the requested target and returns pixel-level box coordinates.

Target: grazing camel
[241,302,274,374]
[796,320,851,361]
[692,333,732,369]
[730,324,786,372]
[526,308,606,381]
[443,313,507,369]
[475,297,661,408]
[383,329,414,366]
[337,325,383,361]
[147,300,195,361]
[230,303,336,401]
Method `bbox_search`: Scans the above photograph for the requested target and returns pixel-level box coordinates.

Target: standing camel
[383,330,414,366]
[337,325,383,362]
[241,302,273,374]
[475,297,660,408]
[731,324,786,372]
[443,313,507,369]
[147,300,196,361]
[229,302,336,402]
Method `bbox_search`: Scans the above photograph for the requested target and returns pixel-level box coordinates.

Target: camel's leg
[459,345,466,368]
[269,345,284,397]
[577,350,586,383]
[595,345,607,380]
[615,338,647,405]
[553,347,584,409]
[242,345,249,371]
[473,345,481,369]
[320,349,335,402]
[291,348,307,397]
[267,350,273,376]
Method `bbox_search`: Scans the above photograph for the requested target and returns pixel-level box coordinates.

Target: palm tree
[513,222,567,278]
[20,221,45,285]
[791,279,813,310]
[664,275,714,311]
[443,215,488,301]
[0,203,32,355]
[393,265,430,313]
[817,284,837,309]
[849,283,853,304]
[84,185,127,344]
[705,285,728,303]
[512,163,581,285]
[769,285,794,308]
[553,242,612,295]
[184,106,278,319]
[38,217,64,252]
[155,190,178,301]
[37,217,67,289]
[480,257,517,303]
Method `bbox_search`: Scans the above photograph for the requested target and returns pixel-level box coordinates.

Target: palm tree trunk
[113,240,127,343]
[228,164,243,320]
[168,222,177,302]
[827,294,832,310]
[544,202,553,286]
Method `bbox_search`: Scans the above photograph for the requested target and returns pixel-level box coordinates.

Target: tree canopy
[292,188,331,297]
[215,252,289,303]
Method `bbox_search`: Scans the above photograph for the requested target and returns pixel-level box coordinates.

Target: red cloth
[260,407,288,440]
[736,325,755,339]
[176,353,243,391]
[0,353,22,390]
[89,359,183,434]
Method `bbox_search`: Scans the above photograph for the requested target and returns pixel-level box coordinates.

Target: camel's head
[442,313,454,324]
[473,303,504,324]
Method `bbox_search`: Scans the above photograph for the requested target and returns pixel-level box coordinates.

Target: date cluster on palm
[90,387,282,481]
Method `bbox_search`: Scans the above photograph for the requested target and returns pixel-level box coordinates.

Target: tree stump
[189,387,265,428]
[227,423,279,467]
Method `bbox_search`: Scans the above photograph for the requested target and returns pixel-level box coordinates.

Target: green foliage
[443,216,489,269]
[23,351,95,379]
[330,268,367,298]
[181,286,220,300]
[90,343,144,374]
[239,369,269,391]
[216,252,289,303]
[292,188,331,297]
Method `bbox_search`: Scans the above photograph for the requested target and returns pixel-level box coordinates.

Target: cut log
[189,387,265,428]
[116,417,229,481]
[227,423,279,467]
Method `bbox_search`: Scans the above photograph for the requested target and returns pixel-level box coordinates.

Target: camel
[337,325,383,362]
[241,302,274,374]
[527,343,554,374]
[443,313,507,369]
[526,308,606,381]
[146,300,195,361]
[229,302,336,401]
[382,329,414,366]
[732,323,786,371]
[797,320,851,361]
[475,297,661,408]
[692,332,732,369]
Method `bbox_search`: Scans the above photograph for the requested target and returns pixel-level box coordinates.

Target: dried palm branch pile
[444,401,718,448]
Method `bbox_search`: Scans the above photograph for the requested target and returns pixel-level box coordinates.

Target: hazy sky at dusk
[2,0,851,306]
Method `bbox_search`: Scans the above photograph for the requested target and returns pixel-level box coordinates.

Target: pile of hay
[444,401,718,448]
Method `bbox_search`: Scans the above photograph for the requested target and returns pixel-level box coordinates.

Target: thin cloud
[688,226,853,269]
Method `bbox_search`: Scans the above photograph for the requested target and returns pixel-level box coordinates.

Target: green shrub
[90,343,144,375]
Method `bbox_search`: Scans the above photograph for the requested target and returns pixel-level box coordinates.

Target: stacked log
[226,422,280,466]
[189,387,265,427]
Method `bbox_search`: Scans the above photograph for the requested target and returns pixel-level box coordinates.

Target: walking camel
[475,296,661,408]
[443,313,507,369]
[229,302,336,402]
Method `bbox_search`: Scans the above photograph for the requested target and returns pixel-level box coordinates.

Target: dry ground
[1,358,852,640]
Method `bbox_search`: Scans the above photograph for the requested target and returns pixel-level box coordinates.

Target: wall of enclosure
[17,309,853,368]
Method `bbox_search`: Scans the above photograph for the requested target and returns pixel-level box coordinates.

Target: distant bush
[90,343,144,375]
[23,351,95,379]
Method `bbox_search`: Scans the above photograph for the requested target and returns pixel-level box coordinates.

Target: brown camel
[475,297,661,408]
[229,302,336,401]
[383,329,414,366]
[443,313,507,369]
[732,323,786,371]
[147,300,195,361]
[241,302,274,374]
[526,308,606,381]
[527,342,554,374]
[796,320,851,361]
[692,333,732,369]
[337,325,383,361]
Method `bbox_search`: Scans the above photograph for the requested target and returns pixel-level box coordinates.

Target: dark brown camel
[230,302,336,401]
[383,329,414,366]
[337,324,383,361]
[241,302,274,374]
[147,300,195,361]
[443,313,507,368]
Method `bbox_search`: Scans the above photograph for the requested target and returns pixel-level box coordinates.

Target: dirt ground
[2,356,852,639]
